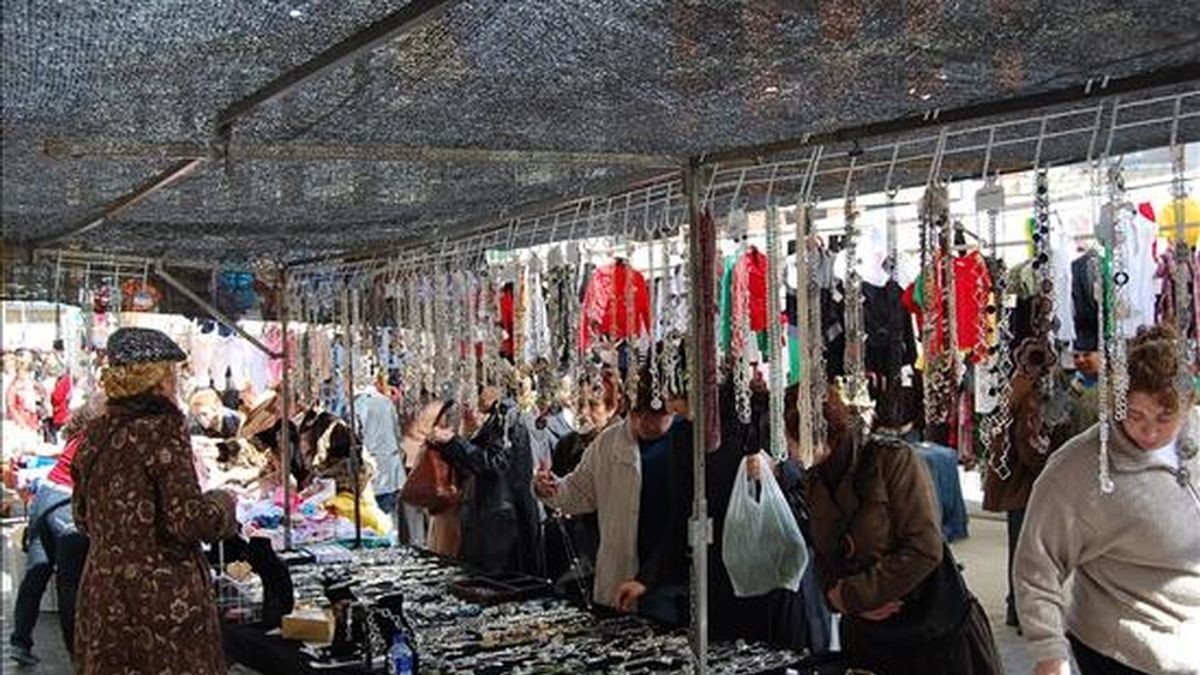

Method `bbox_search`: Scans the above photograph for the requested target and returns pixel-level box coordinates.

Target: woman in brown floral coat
[71,328,237,675]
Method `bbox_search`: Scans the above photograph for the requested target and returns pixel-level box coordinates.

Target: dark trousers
[55,532,89,653]
[638,583,689,628]
[1070,635,1148,675]
[1006,509,1026,623]
[9,562,53,650]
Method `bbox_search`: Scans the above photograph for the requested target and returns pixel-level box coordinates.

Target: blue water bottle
[389,633,414,675]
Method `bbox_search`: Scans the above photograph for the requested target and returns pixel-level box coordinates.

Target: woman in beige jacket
[1015,325,1200,675]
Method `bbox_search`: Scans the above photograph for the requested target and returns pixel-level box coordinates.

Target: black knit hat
[106,328,187,367]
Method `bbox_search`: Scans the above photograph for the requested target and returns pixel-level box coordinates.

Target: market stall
[4,3,1199,673]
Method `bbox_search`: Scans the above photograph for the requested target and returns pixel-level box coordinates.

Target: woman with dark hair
[782,384,1000,675]
[1016,324,1199,675]
[72,328,238,675]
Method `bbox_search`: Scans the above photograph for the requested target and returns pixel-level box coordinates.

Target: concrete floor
[1,514,1041,675]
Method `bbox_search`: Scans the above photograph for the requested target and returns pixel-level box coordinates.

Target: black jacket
[441,402,542,576]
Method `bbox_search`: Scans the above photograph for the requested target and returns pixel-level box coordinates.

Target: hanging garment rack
[286,87,1197,290]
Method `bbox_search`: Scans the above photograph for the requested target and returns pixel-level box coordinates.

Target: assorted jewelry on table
[282,546,804,675]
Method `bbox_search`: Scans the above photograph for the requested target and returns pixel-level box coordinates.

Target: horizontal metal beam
[27,158,206,246]
[284,169,680,270]
[43,137,679,169]
[702,63,1200,167]
[215,0,465,131]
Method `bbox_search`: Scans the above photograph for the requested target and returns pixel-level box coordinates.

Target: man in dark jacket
[432,390,542,576]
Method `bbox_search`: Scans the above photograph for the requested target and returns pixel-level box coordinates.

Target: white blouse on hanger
[1119,213,1159,337]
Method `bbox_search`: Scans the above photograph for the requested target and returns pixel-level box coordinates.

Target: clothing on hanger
[1118,211,1159,337]
[905,249,993,362]
[862,280,918,379]
[579,260,651,352]
[1071,251,1101,352]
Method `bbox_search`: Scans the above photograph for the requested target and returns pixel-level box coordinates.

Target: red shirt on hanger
[905,250,992,362]
[580,260,652,351]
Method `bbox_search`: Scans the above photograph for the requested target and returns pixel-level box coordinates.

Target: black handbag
[848,542,972,646]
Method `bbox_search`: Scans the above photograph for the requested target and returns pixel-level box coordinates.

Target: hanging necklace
[978,176,1014,480]
[661,226,686,401]
[1106,163,1130,422]
[1093,251,1115,493]
[842,192,868,416]
[647,220,664,411]
[805,205,828,451]
[624,237,641,406]
[766,203,786,459]
[730,211,753,425]
[1031,168,1058,454]
[1169,142,1195,399]
[919,184,951,429]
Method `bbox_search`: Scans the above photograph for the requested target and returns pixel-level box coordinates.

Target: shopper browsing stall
[429,386,542,576]
[792,384,1001,675]
[71,328,238,675]
[535,370,693,625]
[353,375,406,520]
[1016,324,1200,675]
[543,368,622,591]
[187,388,242,440]
[7,393,103,667]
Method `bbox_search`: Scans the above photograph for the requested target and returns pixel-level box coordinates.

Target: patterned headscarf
[101,361,176,400]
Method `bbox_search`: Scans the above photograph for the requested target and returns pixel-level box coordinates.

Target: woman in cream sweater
[1015,324,1199,675]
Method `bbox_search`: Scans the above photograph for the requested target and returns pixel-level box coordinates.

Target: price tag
[975,180,1005,213]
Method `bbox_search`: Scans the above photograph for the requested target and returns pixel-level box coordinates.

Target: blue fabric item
[10,481,76,652]
[375,491,400,517]
[913,442,970,542]
[636,419,678,567]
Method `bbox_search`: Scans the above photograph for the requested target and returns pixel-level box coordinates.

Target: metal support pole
[279,272,295,551]
[342,288,363,548]
[684,160,714,675]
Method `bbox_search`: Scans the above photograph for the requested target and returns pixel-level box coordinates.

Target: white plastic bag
[721,452,809,597]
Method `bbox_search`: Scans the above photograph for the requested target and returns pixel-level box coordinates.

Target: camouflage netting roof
[3,0,1200,264]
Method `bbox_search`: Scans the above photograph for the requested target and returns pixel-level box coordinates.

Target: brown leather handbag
[400,402,463,513]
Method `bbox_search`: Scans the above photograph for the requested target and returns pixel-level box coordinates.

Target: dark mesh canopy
[3,0,1199,263]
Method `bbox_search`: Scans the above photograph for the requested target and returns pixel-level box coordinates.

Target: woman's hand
[858,600,903,621]
[427,426,455,445]
[826,581,847,613]
[534,460,559,499]
[614,580,647,613]
[1034,659,1071,675]
[827,580,903,621]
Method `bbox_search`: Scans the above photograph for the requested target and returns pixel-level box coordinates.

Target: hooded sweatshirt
[1015,407,1200,674]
